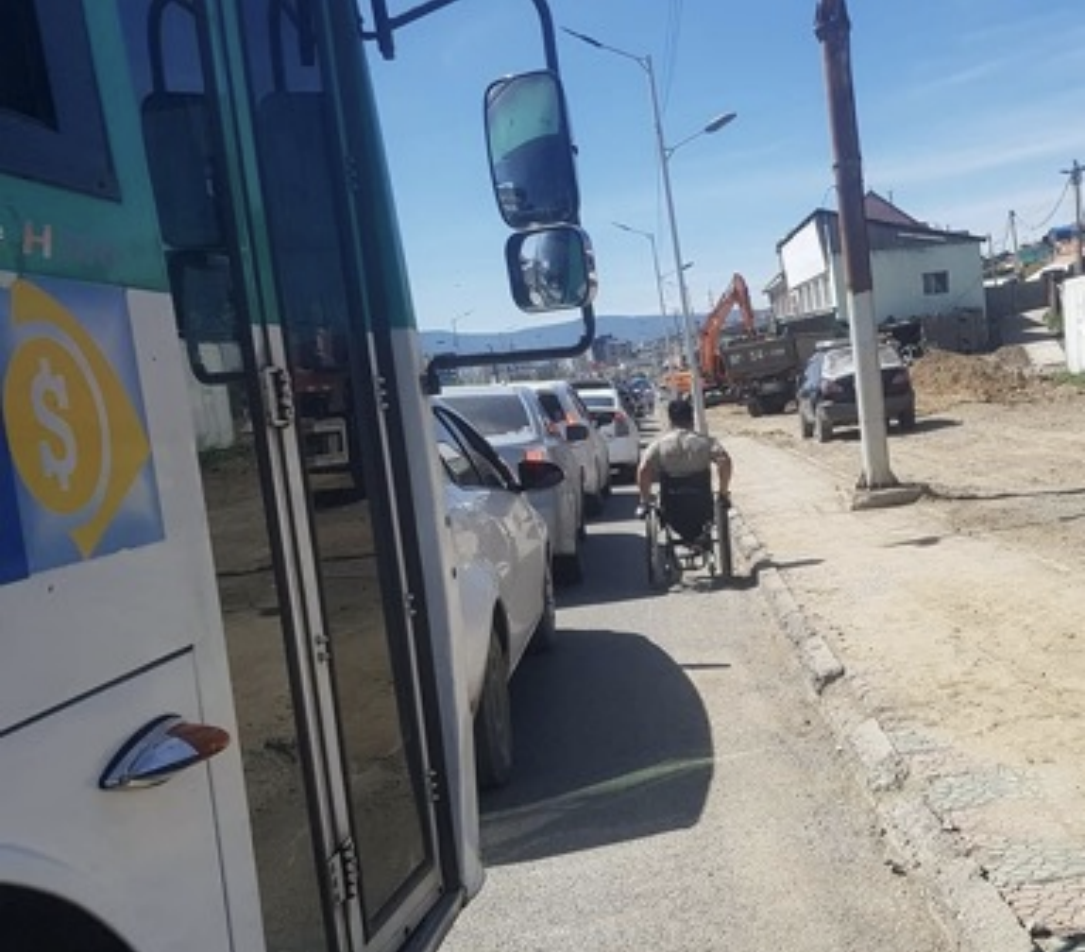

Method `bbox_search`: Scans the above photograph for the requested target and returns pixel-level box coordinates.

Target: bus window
[0,0,118,198]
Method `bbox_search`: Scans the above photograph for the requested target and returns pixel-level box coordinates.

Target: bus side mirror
[142,93,224,250]
[168,252,244,385]
[485,70,579,229]
[506,225,596,312]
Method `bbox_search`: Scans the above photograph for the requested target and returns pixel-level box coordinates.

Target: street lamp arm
[560,27,649,70]
[665,112,738,161]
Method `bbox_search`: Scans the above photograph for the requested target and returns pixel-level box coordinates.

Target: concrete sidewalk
[724,433,1084,952]
[1001,307,1068,374]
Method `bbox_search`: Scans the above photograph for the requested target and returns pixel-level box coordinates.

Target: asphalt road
[442,416,954,952]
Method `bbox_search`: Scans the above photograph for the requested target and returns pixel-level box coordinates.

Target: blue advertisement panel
[0,276,164,583]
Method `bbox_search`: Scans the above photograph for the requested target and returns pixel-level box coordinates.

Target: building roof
[862,192,922,226]
[776,190,984,250]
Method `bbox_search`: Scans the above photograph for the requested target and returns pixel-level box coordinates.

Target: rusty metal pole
[815,0,896,490]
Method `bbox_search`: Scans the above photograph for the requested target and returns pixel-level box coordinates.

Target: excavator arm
[697,272,756,384]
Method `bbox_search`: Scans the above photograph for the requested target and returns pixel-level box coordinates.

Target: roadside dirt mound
[911,345,1079,413]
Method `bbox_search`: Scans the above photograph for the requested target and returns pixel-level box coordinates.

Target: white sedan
[432,402,563,788]
[438,384,586,585]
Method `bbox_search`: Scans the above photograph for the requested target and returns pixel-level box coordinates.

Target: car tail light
[523,448,546,462]
[820,379,844,398]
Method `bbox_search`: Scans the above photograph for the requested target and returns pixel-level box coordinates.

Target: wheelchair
[644,469,733,588]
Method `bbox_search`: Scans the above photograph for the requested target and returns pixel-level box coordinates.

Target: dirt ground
[726,345,1083,574]
[712,343,1084,838]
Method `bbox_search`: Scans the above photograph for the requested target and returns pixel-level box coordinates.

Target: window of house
[923,271,949,295]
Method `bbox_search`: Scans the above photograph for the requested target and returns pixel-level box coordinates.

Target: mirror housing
[424,68,598,394]
[564,422,589,443]
[167,251,244,384]
[485,70,580,229]
[142,93,223,250]
[518,458,565,492]
[506,225,596,313]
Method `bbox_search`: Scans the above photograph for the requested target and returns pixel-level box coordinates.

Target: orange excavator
[663,273,756,397]
[664,271,818,416]
[698,272,757,387]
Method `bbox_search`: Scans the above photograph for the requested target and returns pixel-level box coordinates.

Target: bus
[0,2,595,950]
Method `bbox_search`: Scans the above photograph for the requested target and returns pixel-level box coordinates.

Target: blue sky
[369,1,1084,338]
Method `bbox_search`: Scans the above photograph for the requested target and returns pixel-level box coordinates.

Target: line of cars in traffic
[429,377,643,788]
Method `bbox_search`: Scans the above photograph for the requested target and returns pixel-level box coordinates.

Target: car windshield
[580,392,617,409]
[822,344,903,377]
[440,393,534,437]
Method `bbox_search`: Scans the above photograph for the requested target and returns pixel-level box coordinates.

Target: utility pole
[815,0,895,492]
[1008,210,1021,278]
[1061,160,1084,276]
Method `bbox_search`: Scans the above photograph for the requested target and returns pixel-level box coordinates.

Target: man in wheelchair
[636,397,734,583]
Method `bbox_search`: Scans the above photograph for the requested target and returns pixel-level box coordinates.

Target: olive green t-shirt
[641,429,728,478]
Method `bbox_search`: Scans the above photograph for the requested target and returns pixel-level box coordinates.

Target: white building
[767,193,989,352]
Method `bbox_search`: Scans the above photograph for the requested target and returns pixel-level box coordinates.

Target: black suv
[796,341,916,443]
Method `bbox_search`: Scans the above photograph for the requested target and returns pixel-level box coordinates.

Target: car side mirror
[564,422,589,442]
[518,459,565,491]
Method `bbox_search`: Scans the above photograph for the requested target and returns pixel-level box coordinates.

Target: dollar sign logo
[31,357,77,492]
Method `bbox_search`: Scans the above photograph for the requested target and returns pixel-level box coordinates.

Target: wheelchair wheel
[645,509,665,587]
[714,496,733,579]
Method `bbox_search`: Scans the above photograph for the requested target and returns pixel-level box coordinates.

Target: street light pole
[561,27,735,433]
[451,309,473,351]
[612,221,675,366]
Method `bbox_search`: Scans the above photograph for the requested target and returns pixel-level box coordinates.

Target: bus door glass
[124,1,443,948]
[236,2,443,935]
[122,4,337,949]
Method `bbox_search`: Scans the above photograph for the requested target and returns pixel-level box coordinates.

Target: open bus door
[0,1,593,951]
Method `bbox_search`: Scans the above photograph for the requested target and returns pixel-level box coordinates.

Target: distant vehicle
[432,403,563,788]
[525,380,612,515]
[796,342,917,442]
[626,377,656,416]
[437,384,587,584]
[570,383,641,482]
[570,376,638,417]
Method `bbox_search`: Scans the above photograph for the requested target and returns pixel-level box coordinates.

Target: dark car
[796,341,916,443]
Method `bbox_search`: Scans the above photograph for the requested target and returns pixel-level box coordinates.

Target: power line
[660,0,683,114]
[1017,177,1071,233]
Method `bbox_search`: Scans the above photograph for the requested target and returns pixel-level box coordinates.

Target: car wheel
[601,464,613,498]
[555,499,584,586]
[474,625,513,790]
[799,409,814,439]
[898,409,916,431]
[554,540,584,586]
[576,481,588,539]
[530,562,557,653]
[586,462,608,515]
[815,413,833,443]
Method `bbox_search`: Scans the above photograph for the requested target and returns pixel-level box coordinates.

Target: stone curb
[729,507,1040,952]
